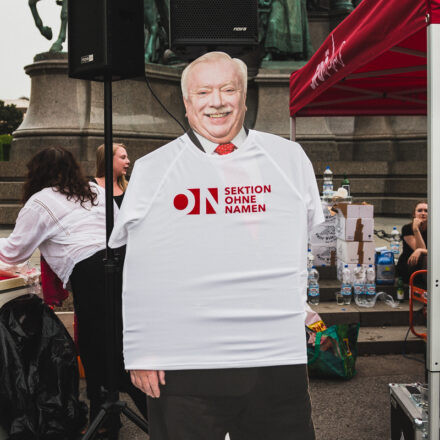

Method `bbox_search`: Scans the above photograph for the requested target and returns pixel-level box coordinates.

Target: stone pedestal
[12,53,188,163]
[12,52,427,166]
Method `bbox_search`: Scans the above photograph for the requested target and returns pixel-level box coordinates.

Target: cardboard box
[336,259,369,282]
[336,239,376,264]
[336,216,374,242]
[310,244,336,267]
[333,202,374,219]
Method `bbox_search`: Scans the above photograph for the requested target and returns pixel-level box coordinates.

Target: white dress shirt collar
[193,128,248,154]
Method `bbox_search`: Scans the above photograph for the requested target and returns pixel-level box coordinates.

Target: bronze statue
[28,0,67,52]
[144,0,170,63]
[263,0,313,61]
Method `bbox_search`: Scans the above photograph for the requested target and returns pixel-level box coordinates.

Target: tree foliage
[0,100,23,135]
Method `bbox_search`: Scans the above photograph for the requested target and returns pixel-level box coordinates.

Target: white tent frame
[290,19,440,440]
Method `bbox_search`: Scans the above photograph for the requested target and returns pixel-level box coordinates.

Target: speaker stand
[81,78,149,440]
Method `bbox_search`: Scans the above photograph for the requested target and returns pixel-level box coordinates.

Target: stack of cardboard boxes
[334,203,375,281]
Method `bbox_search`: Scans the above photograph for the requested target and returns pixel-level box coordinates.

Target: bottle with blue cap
[390,226,400,262]
[341,264,352,305]
[365,265,376,305]
[322,166,333,196]
[353,264,366,305]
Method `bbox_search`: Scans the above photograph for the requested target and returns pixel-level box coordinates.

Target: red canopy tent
[289,0,440,118]
[289,1,440,437]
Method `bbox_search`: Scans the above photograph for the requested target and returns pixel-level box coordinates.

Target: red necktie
[214,143,236,155]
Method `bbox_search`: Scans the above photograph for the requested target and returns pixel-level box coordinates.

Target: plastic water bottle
[341,264,352,305]
[308,266,320,305]
[323,166,333,196]
[353,264,366,305]
[307,248,314,270]
[390,227,400,261]
[365,265,376,305]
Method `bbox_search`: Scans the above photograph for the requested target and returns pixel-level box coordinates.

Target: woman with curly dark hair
[0,147,146,436]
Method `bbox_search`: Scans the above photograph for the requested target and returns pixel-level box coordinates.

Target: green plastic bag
[307,323,360,380]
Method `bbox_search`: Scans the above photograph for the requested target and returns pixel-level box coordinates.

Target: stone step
[0,182,23,202]
[316,177,427,196]
[358,326,426,355]
[349,140,427,162]
[302,140,427,162]
[312,161,427,177]
[310,301,425,327]
[0,162,27,178]
[0,161,95,179]
[0,203,21,225]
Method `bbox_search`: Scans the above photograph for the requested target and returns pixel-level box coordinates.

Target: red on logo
[173,188,218,215]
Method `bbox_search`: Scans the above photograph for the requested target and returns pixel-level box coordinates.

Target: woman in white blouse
[0,147,145,434]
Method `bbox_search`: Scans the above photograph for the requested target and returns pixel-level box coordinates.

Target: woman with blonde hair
[94,143,130,207]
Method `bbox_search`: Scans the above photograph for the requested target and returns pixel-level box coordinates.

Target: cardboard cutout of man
[109,51,324,440]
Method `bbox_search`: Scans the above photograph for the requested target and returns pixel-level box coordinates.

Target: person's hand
[320,335,333,351]
[408,248,423,266]
[412,218,423,232]
[130,370,166,398]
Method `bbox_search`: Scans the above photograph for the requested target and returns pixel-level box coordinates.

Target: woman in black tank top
[93,143,130,207]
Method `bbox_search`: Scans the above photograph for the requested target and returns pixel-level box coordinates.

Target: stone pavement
[90,353,425,440]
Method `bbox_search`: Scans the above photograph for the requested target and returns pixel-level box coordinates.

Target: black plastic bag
[0,294,87,439]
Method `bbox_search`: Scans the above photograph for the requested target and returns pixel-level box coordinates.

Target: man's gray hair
[181,52,248,100]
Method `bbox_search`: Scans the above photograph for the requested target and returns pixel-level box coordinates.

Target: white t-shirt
[109,129,324,370]
[0,183,109,286]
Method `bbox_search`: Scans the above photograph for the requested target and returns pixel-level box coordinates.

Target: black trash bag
[0,294,87,439]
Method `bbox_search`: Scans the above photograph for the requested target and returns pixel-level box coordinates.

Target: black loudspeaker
[68,0,145,81]
[170,0,259,60]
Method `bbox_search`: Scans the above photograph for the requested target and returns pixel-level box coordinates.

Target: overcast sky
[1,1,61,100]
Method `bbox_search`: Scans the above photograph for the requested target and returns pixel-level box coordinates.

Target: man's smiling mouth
[206,112,231,118]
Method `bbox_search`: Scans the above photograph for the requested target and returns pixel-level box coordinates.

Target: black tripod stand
[81,79,149,440]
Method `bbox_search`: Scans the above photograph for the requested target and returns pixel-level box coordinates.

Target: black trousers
[69,249,147,423]
[148,364,315,440]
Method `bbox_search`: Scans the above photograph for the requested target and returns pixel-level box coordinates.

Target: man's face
[183,59,247,144]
